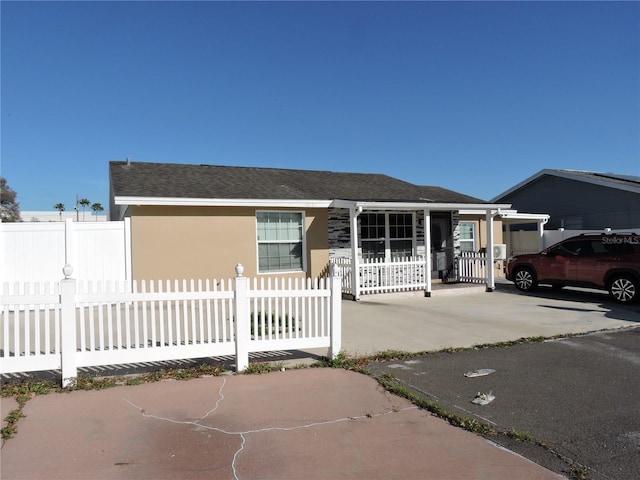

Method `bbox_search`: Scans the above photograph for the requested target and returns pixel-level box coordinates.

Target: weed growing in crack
[1,380,58,441]
[508,429,535,443]
[242,362,285,374]
[317,352,370,371]
[569,465,590,480]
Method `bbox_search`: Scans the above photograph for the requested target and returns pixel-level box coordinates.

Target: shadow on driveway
[495,282,640,323]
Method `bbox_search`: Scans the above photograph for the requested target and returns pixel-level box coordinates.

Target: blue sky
[1,1,639,213]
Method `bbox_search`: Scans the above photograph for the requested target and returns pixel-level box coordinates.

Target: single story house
[109,161,542,299]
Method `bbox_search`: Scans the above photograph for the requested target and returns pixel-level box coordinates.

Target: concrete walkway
[3,283,638,479]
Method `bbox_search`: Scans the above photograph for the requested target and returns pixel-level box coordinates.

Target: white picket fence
[0,265,342,386]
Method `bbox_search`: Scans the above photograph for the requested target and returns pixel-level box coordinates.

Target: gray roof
[492,169,640,201]
[110,161,486,204]
[558,170,640,187]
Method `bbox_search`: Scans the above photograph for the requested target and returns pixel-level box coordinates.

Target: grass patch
[316,352,370,372]
[242,362,285,374]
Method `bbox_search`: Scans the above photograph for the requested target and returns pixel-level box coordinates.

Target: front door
[431,213,452,279]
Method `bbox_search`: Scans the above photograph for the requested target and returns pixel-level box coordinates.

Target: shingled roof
[492,168,640,201]
[110,161,485,204]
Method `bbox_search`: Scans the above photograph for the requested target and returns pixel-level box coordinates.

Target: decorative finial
[235,263,244,277]
[63,264,73,279]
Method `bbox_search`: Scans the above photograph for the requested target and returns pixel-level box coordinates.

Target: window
[360,213,414,260]
[361,213,385,260]
[389,213,413,259]
[257,212,304,273]
[459,222,476,252]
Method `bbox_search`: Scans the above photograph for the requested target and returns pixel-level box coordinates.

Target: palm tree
[91,202,104,221]
[79,198,90,221]
[54,203,65,221]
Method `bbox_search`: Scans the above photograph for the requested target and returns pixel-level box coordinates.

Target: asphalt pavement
[369,327,640,480]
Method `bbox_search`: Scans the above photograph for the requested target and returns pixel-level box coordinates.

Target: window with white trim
[459,222,476,252]
[360,213,415,260]
[361,213,385,260]
[256,211,304,273]
[389,213,413,259]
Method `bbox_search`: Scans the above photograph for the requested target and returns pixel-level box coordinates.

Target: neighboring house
[109,161,540,297]
[492,169,640,231]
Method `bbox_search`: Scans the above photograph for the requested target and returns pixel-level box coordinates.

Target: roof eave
[114,196,333,209]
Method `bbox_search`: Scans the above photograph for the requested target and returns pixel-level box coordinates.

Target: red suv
[505,233,640,304]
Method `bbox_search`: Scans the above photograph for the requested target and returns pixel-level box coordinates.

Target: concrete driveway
[341,283,640,355]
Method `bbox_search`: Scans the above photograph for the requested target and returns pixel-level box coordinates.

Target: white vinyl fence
[0,219,131,285]
[1,265,342,387]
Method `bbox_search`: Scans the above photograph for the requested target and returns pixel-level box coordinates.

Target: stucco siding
[130,206,328,281]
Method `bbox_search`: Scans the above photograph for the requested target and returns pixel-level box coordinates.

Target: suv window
[548,239,592,256]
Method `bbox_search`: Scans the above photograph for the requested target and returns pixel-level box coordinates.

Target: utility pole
[74,195,79,222]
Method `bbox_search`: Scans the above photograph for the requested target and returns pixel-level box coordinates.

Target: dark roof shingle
[109,161,486,204]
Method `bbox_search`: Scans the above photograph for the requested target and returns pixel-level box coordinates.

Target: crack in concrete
[124,376,417,480]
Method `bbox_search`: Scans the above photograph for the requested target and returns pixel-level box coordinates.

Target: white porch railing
[332,256,427,296]
[456,252,488,283]
[332,254,500,297]
[361,257,427,294]
[1,265,342,387]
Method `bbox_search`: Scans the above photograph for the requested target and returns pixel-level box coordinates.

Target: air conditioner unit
[493,244,507,260]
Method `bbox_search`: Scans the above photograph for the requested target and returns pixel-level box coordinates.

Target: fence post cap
[235,263,244,277]
[62,264,73,279]
[330,263,340,277]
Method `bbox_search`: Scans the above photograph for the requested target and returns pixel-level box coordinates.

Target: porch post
[350,206,361,301]
[485,209,495,292]
[424,210,432,297]
[537,218,548,250]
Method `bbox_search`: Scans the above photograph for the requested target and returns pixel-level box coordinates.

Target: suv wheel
[513,267,537,292]
[608,275,639,304]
